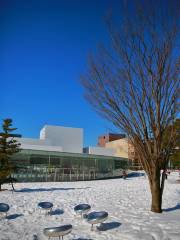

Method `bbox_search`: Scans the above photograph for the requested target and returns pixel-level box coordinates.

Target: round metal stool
[0,203,10,217]
[87,211,108,230]
[43,224,72,239]
[74,204,91,218]
[38,202,53,215]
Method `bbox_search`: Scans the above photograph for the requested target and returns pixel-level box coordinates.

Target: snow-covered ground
[0,172,180,240]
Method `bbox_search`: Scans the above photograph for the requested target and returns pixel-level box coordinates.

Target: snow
[0,172,180,240]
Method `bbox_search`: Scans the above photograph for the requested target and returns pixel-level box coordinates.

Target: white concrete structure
[84,146,115,156]
[16,125,83,154]
[15,124,121,157]
[17,137,51,146]
[19,143,63,152]
[40,125,83,153]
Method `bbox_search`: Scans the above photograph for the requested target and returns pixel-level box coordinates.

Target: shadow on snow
[14,187,90,193]
[163,203,180,212]
[127,172,145,178]
[72,239,93,240]
[50,208,64,215]
[6,214,24,220]
[97,221,121,231]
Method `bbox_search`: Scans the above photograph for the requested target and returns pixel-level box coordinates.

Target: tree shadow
[14,187,90,193]
[127,172,145,178]
[6,214,24,220]
[72,239,93,240]
[50,208,64,215]
[163,203,180,212]
[97,221,121,231]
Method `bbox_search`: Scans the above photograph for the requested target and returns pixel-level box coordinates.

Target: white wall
[86,146,115,156]
[20,143,63,152]
[40,125,83,153]
[15,137,51,146]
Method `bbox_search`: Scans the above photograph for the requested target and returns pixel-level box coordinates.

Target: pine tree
[0,119,21,191]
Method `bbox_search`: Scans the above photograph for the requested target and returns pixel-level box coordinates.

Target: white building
[16,125,83,154]
[16,124,123,157]
[12,125,129,182]
[83,146,115,156]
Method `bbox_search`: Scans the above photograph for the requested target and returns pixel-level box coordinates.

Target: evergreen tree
[0,119,21,191]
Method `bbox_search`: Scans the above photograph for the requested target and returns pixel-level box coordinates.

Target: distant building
[97,133,141,170]
[11,125,129,182]
[83,146,115,156]
[98,133,126,147]
[105,138,129,158]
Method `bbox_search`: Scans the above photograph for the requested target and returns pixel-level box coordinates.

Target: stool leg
[91,224,93,231]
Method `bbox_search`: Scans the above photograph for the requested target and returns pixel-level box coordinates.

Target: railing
[12,167,125,182]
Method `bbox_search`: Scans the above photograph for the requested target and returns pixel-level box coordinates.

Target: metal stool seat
[38,202,53,215]
[43,224,72,239]
[0,203,10,217]
[74,204,91,218]
[87,211,108,230]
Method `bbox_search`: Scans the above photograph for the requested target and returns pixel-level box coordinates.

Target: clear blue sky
[0,0,120,146]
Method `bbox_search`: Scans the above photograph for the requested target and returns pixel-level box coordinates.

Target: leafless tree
[81,0,180,213]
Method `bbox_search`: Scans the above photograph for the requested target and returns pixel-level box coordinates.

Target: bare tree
[81,0,180,213]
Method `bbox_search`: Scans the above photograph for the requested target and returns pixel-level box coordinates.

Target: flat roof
[15,149,128,161]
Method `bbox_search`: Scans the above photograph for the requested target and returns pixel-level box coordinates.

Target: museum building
[11,125,129,182]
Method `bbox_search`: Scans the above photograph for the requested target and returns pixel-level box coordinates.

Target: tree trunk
[149,170,162,213]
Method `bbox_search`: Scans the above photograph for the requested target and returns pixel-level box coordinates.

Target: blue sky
[0,0,120,146]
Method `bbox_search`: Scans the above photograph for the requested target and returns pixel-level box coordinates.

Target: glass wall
[10,149,129,182]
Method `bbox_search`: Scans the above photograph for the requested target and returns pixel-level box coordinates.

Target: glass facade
[10,149,129,182]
